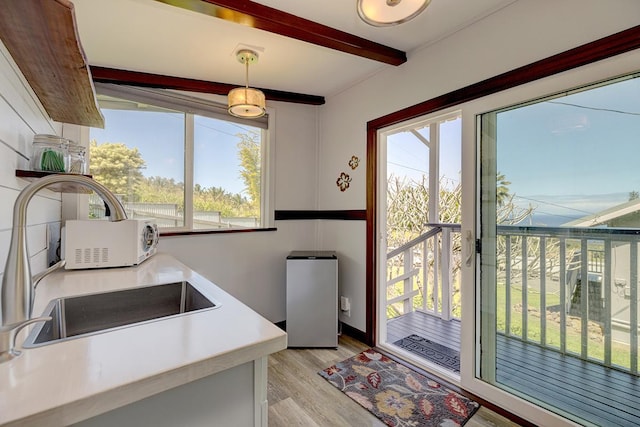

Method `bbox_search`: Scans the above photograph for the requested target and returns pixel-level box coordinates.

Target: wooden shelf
[0,0,104,128]
[16,170,94,194]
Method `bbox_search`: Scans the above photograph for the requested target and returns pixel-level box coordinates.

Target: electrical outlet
[340,296,351,317]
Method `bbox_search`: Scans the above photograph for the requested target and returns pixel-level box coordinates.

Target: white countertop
[0,253,287,426]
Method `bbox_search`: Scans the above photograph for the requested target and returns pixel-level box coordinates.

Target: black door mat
[393,334,460,373]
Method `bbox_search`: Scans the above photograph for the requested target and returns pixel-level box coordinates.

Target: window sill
[160,227,277,237]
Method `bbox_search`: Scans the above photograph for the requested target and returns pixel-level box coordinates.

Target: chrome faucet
[0,174,127,360]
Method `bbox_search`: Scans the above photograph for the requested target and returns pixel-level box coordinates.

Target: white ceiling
[72,0,517,98]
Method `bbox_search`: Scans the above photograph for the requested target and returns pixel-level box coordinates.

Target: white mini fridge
[286,251,338,348]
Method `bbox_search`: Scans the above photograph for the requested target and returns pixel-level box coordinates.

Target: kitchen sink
[24,281,220,347]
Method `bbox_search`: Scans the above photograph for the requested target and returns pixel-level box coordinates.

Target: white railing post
[441,228,452,321]
[422,239,428,312]
[433,234,440,316]
[505,235,512,336]
[580,239,589,359]
[630,242,638,375]
[404,248,413,315]
[522,237,528,341]
[559,238,567,354]
[604,240,612,367]
[540,236,547,346]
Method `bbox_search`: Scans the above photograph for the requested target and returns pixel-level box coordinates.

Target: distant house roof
[563,198,640,227]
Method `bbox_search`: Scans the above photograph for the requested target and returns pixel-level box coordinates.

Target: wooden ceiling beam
[90,66,326,105]
[154,0,407,66]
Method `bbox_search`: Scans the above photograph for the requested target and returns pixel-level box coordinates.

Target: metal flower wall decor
[336,172,352,192]
[336,155,359,192]
[349,155,360,170]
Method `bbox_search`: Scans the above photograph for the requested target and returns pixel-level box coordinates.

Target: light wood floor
[267,335,522,427]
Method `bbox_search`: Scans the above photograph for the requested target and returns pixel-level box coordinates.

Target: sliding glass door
[478,73,640,425]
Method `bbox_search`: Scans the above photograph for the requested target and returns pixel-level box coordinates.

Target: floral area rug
[319,349,479,427]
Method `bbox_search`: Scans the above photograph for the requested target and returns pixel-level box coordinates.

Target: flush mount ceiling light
[228,49,266,118]
[357,0,431,27]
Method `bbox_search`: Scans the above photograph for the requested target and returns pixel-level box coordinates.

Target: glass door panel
[379,112,463,376]
[479,73,640,425]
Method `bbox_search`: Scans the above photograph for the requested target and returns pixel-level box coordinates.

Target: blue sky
[386,117,462,189]
[384,75,640,226]
[497,75,640,222]
[90,109,259,195]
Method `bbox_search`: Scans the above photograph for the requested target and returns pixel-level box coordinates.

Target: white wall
[317,0,640,331]
[0,40,63,283]
[159,222,316,322]
[160,101,320,322]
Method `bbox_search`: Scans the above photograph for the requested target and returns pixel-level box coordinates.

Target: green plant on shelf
[40,149,65,172]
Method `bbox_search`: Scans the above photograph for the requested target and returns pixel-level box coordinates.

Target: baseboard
[340,322,368,344]
[276,320,367,344]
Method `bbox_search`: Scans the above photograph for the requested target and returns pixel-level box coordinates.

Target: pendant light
[357,0,431,27]
[228,49,266,118]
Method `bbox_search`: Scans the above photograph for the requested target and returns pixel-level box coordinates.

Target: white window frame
[75,85,275,232]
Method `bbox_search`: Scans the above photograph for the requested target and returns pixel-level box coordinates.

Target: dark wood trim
[154,0,407,66]
[90,66,325,106]
[15,170,94,193]
[369,24,640,130]
[160,227,277,237]
[16,170,93,179]
[275,210,366,221]
[366,25,640,346]
[365,123,377,347]
[0,0,104,127]
[341,322,368,345]
[375,348,537,427]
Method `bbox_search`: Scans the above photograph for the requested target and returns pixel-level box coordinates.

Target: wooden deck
[497,335,640,426]
[386,311,640,426]
[387,311,461,351]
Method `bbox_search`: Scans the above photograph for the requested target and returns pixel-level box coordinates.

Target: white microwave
[63,219,159,269]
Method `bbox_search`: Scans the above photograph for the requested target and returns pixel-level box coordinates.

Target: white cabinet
[74,358,268,427]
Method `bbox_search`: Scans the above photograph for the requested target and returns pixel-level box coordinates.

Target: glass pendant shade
[357,0,431,26]
[228,49,266,118]
[228,86,266,118]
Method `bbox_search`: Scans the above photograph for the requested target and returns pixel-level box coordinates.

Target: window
[88,84,271,231]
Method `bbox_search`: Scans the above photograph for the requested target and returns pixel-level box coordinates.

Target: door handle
[465,230,474,267]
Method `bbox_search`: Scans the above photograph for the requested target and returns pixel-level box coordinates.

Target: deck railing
[386,223,462,321]
[386,223,640,375]
[89,195,258,229]
[497,225,640,375]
